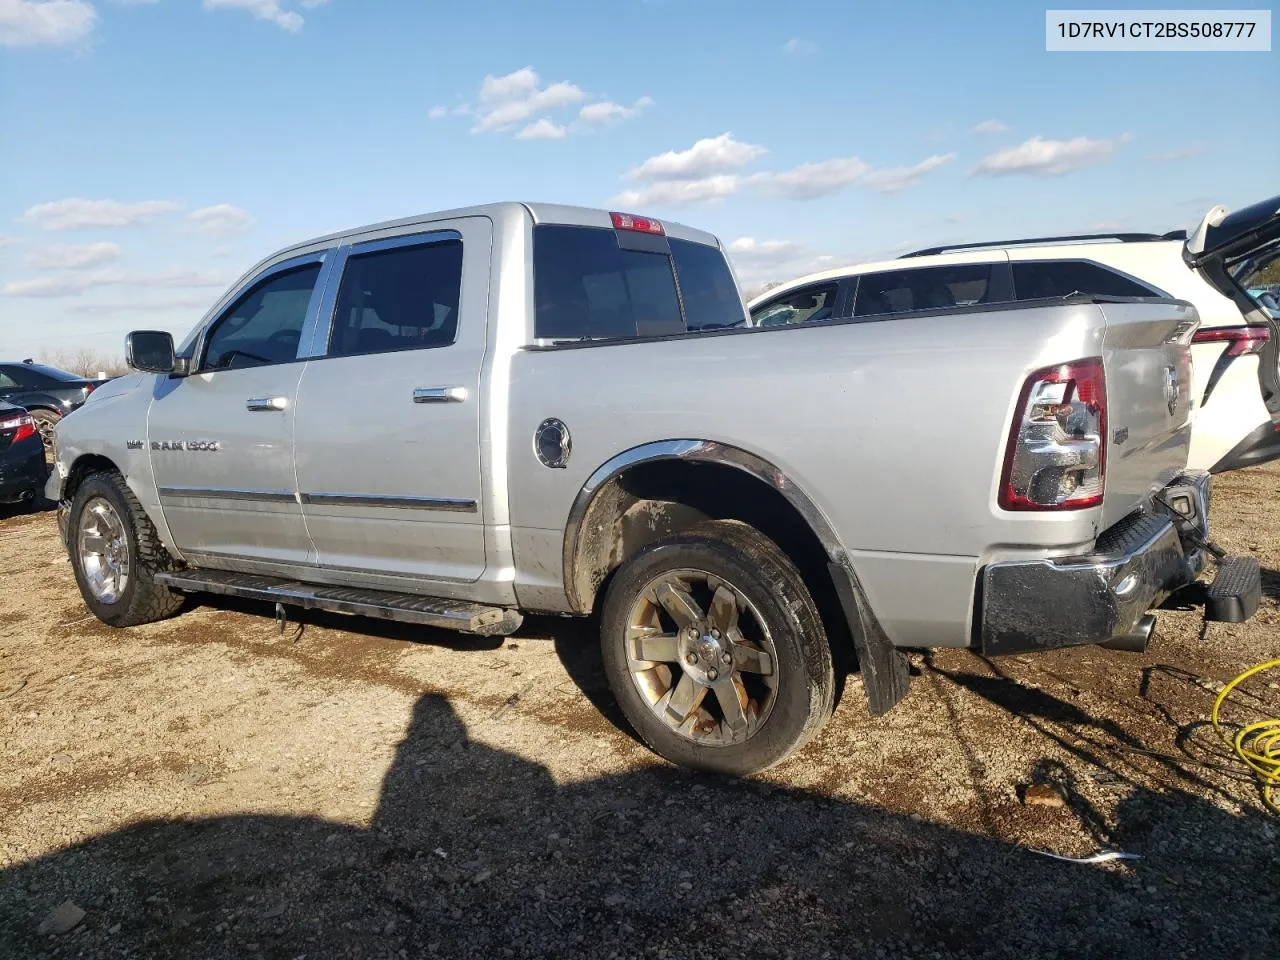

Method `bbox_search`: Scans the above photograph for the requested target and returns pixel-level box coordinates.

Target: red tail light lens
[84,382,95,395]
[1000,358,1107,511]
[1191,325,1270,357]
[610,212,664,235]
[0,413,37,444]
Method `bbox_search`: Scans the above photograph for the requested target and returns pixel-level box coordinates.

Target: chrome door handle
[246,396,288,411]
[413,386,468,404]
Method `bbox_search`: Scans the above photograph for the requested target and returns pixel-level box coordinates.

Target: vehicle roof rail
[898,230,1189,259]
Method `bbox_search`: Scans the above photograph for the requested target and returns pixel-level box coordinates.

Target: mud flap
[828,561,912,716]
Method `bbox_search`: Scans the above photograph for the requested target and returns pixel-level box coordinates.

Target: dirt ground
[1,466,1278,959]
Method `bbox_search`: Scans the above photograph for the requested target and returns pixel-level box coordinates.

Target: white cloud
[1,268,229,297]
[970,119,1009,135]
[469,66,585,133]
[783,37,817,55]
[727,237,805,260]
[748,157,869,200]
[0,235,22,248]
[201,0,328,32]
[0,0,96,46]
[726,238,840,294]
[861,152,955,193]
[612,175,741,208]
[1147,144,1207,163]
[578,95,653,126]
[428,105,448,120]
[970,133,1132,178]
[27,241,123,270]
[187,203,254,236]
[516,118,566,140]
[627,133,766,182]
[21,198,182,230]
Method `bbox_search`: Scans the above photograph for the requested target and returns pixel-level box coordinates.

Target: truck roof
[268,202,722,263]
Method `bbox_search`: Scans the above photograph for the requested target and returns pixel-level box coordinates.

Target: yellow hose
[1211,658,1280,815]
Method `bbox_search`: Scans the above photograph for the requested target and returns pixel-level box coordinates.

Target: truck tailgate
[1099,299,1198,530]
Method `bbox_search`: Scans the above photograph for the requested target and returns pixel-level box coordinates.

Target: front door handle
[413,386,468,404]
[246,396,288,411]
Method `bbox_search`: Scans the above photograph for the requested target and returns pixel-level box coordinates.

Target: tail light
[1000,358,1107,511]
[0,413,37,444]
[1191,325,1270,357]
[84,382,96,395]
[610,212,664,235]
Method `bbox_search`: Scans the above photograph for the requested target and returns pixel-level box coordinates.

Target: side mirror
[125,330,177,374]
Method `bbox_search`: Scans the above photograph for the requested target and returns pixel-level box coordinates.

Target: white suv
[748,196,1280,473]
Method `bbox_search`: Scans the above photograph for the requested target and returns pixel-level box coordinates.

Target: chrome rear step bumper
[979,472,1258,655]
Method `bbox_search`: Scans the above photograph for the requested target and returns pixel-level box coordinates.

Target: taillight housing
[1191,325,1270,357]
[1000,358,1107,511]
[0,413,38,444]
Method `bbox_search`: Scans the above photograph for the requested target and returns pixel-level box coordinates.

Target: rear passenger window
[203,263,321,371]
[854,264,1001,317]
[329,240,464,358]
[1012,261,1159,300]
[534,225,683,340]
[750,284,839,327]
[670,238,747,331]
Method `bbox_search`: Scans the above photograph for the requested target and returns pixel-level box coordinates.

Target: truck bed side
[504,299,1197,648]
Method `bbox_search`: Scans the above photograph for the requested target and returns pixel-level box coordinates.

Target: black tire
[29,408,60,452]
[600,520,835,776]
[68,469,183,627]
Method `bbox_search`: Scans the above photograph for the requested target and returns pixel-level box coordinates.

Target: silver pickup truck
[47,202,1262,774]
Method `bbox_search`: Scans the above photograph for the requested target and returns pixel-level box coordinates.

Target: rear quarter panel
[506,302,1119,646]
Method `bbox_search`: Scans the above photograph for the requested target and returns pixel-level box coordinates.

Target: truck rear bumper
[979,473,1239,655]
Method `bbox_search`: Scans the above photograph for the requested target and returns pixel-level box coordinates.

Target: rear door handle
[413,386,468,404]
[246,396,288,411]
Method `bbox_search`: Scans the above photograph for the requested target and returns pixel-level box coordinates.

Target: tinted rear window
[5,363,80,385]
[670,238,747,331]
[532,225,744,340]
[1013,261,1159,300]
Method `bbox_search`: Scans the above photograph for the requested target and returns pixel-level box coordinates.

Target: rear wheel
[68,470,183,627]
[30,409,60,454]
[600,521,835,775]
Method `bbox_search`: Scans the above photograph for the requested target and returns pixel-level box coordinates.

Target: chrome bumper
[980,473,1210,656]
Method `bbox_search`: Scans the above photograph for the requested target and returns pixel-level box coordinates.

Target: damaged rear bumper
[980,473,1222,655]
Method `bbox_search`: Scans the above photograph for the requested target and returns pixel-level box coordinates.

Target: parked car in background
[47,201,1259,775]
[0,360,106,451]
[0,401,48,510]
[748,195,1280,475]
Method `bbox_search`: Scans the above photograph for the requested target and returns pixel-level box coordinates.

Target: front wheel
[68,470,183,627]
[600,521,835,775]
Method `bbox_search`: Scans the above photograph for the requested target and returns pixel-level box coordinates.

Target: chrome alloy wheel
[77,496,131,604]
[624,569,778,746]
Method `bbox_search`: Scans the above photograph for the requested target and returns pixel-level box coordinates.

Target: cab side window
[328,240,464,358]
[202,264,322,371]
[854,264,1002,317]
[749,283,839,327]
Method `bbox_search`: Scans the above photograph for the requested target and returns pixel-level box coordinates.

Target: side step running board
[155,569,523,637]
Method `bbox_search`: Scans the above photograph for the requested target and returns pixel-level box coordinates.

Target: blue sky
[1,0,1276,359]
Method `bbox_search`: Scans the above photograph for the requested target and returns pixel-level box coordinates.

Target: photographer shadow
[1,689,1276,959]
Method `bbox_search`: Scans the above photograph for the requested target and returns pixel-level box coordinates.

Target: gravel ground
[1,465,1278,959]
